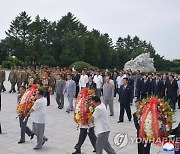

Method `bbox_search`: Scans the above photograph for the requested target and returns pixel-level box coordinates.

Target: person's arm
[89,107,100,124]
[111,84,114,100]
[88,115,94,124]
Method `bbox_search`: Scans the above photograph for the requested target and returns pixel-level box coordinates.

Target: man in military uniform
[16,67,22,91]
[49,70,56,95]
[0,66,6,92]
[39,71,51,106]
[8,68,17,93]
[21,67,28,87]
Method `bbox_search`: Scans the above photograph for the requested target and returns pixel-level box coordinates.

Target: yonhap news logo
[113,133,129,149]
[113,132,180,152]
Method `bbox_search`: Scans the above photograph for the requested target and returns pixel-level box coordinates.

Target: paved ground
[0,71,179,154]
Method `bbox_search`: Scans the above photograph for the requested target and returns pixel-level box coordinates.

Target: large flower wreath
[136,96,174,145]
[17,84,38,118]
[74,88,95,127]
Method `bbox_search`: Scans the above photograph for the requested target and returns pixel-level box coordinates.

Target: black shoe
[9,90,12,93]
[33,147,41,150]
[30,133,34,140]
[110,114,114,116]
[42,138,48,145]
[117,121,123,123]
[178,107,180,109]
[72,149,81,154]
[18,141,25,144]
[59,107,63,109]
[93,150,96,152]
[66,110,70,113]
[13,90,16,93]
[129,119,131,121]
[70,109,73,111]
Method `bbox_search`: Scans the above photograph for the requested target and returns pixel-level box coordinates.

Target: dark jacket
[140,79,150,95]
[86,82,97,91]
[119,85,133,104]
[152,80,163,97]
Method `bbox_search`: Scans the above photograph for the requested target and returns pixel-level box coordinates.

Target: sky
[1,0,180,60]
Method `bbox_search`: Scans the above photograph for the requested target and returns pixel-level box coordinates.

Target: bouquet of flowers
[17,84,38,118]
[74,88,95,126]
[136,96,174,145]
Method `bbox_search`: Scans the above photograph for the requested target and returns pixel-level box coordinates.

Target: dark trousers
[0,82,6,92]
[74,127,97,151]
[96,89,101,97]
[19,115,33,142]
[178,95,180,108]
[138,141,151,154]
[141,93,147,100]
[44,92,50,106]
[136,89,141,100]
[168,95,177,110]
[56,93,64,108]
[10,82,16,92]
[114,86,117,97]
[119,103,132,121]
[75,85,79,98]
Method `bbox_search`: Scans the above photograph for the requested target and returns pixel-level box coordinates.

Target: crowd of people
[0,65,179,110]
[0,65,180,153]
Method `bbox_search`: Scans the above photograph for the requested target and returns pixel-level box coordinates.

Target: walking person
[55,74,66,109]
[103,76,115,116]
[17,86,34,144]
[88,96,116,154]
[133,102,151,154]
[8,67,17,93]
[29,89,48,150]
[118,78,132,123]
[65,74,76,113]
[72,123,96,154]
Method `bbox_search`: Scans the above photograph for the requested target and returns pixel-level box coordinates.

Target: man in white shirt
[89,96,116,154]
[93,71,103,97]
[116,71,124,95]
[29,89,48,150]
[79,70,88,91]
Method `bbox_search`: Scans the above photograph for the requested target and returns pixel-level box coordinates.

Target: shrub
[2,56,22,69]
[70,61,93,71]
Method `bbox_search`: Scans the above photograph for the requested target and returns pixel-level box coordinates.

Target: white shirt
[31,97,47,123]
[93,75,103,89]
[116,76,123,88]
[177,80,180,95]
[93,103,110,135]
[79,74,88,89]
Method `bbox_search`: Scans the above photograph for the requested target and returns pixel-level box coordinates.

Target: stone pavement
[0,71,179,154]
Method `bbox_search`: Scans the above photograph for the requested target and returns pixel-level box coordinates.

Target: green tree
[5,11,31,60]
